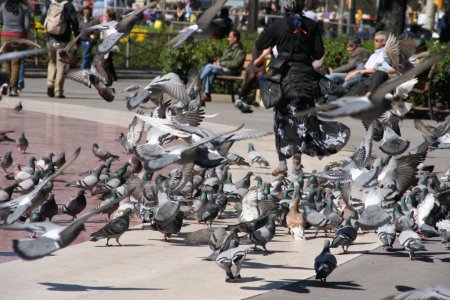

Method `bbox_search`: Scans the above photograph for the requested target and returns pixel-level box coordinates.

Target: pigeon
[0,38,41,53]
[379,125,410,155]
[296,50,445,121]
[61,190,87,220]
[314,239,337,283]
[16,132,28,154]
[117,112,145,154]
[90,208,132,246]
[0,48,48,64]
[166,0,228,50]
[65,164,105,193]
[377,222,396,251]
[65,66,115,102]
[286,197,306,240]
[303,204,332,238]
[13,101,22,113]
[330,218,357,253]
[1,148,81,225]
[399,224,427,260]
[39,193,59,221]
[247,143,270,167]
[249,214,276,253]
[0,149,13,173]
[92,143,119,162]
[0,189,132,260]
[127,73,190,110]
[146,210,184,241]
[86,1,159,55]
[383,33,417,75]
[383,285,450,300]
[215,247,247,282]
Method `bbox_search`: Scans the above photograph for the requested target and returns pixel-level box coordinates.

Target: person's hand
[344,70,360,81]
[328,67,333,74]
[262,47,271,56]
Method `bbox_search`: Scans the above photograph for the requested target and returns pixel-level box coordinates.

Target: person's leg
[1,36,12,90]
[81,40,92,69]
[54,46,69,97]
[343,74,363,91]
[47,44,57,97]
[326,72,346,85]
[10,58,21,93]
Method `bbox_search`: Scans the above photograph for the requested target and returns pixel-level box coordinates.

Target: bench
[216,53,253,103]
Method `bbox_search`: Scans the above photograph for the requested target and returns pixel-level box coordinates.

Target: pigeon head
[247,143,255,152]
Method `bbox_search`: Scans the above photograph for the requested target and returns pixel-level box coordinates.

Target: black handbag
[261,58,288,109]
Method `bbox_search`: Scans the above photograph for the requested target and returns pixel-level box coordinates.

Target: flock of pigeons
[0,3,449,298]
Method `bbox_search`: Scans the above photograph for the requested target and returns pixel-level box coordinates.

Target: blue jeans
[326,72,364,92]
[81,40,93,70]
[199,63,229,94]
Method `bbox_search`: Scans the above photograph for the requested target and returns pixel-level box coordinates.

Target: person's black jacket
[40,0,80,43]
[256,16,324,64]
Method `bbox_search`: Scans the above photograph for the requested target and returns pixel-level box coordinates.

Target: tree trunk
[376,0,408,35]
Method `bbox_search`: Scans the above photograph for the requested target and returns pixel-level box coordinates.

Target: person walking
[41,0,80,98]
[255,0,350,176]
[79,6,98,69]
[0,0,31,97]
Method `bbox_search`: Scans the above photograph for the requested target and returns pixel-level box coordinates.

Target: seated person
[200,29,246,103]
[235,46,271,113]
[326,37,369,85]
[339,31,392,92]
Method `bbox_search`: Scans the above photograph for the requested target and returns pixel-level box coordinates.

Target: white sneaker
[1,83,8,96]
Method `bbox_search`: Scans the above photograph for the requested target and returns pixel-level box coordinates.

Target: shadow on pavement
[243,261,314,270]
[40,282,163,292]
[282,279,365,293]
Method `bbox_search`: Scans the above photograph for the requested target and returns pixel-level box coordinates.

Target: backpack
[44,0,69,35]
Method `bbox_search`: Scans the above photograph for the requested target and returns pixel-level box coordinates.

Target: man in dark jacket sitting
[326,37,369,85]
[200,29,246,103]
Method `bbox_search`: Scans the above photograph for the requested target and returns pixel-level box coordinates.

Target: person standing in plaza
[41,0,80,98]
[0,0,31,97]
[79,6,98,70]
[255,0,350,176]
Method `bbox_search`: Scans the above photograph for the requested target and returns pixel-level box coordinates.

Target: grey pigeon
[92,143,119,162]
[377,222,396,251]
[330,218,357,253]
[215,247,247,282]
[0,189,132,260]
[383,285,450,300]
[303,204,332,238]
[16,132,28,153]
[249,214,276,253]
[90,208,132,246]
[0,149,13,173]
[13,101,22,113]
[247,143,270,167]
[297,50,445,121]
[379,126,410,155]
[399,225,426,260]
[314,239,337,283]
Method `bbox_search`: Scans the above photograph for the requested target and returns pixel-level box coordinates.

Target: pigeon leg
[409,252,414,260]
[106,238,110,246]
[116,238,123,246]
[263,245,272,255]
[324,229,329,237]
[313,229,319,238]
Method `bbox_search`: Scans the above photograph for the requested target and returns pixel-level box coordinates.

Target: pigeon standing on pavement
[92,143,119,162]
[16,132,28,154]
[0,149,13,173]
[61,190,87,220]
[399,223,427,260]
[215,247,247,282]
[39,193,59,221]
[314,239,337,283]
[377,222,396,251]
[249,214,276,253]
[330,218,357,253]
[247,143,270,167]
[13,101,22,113]
[90,208,132,246]
[0,190,132,260]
